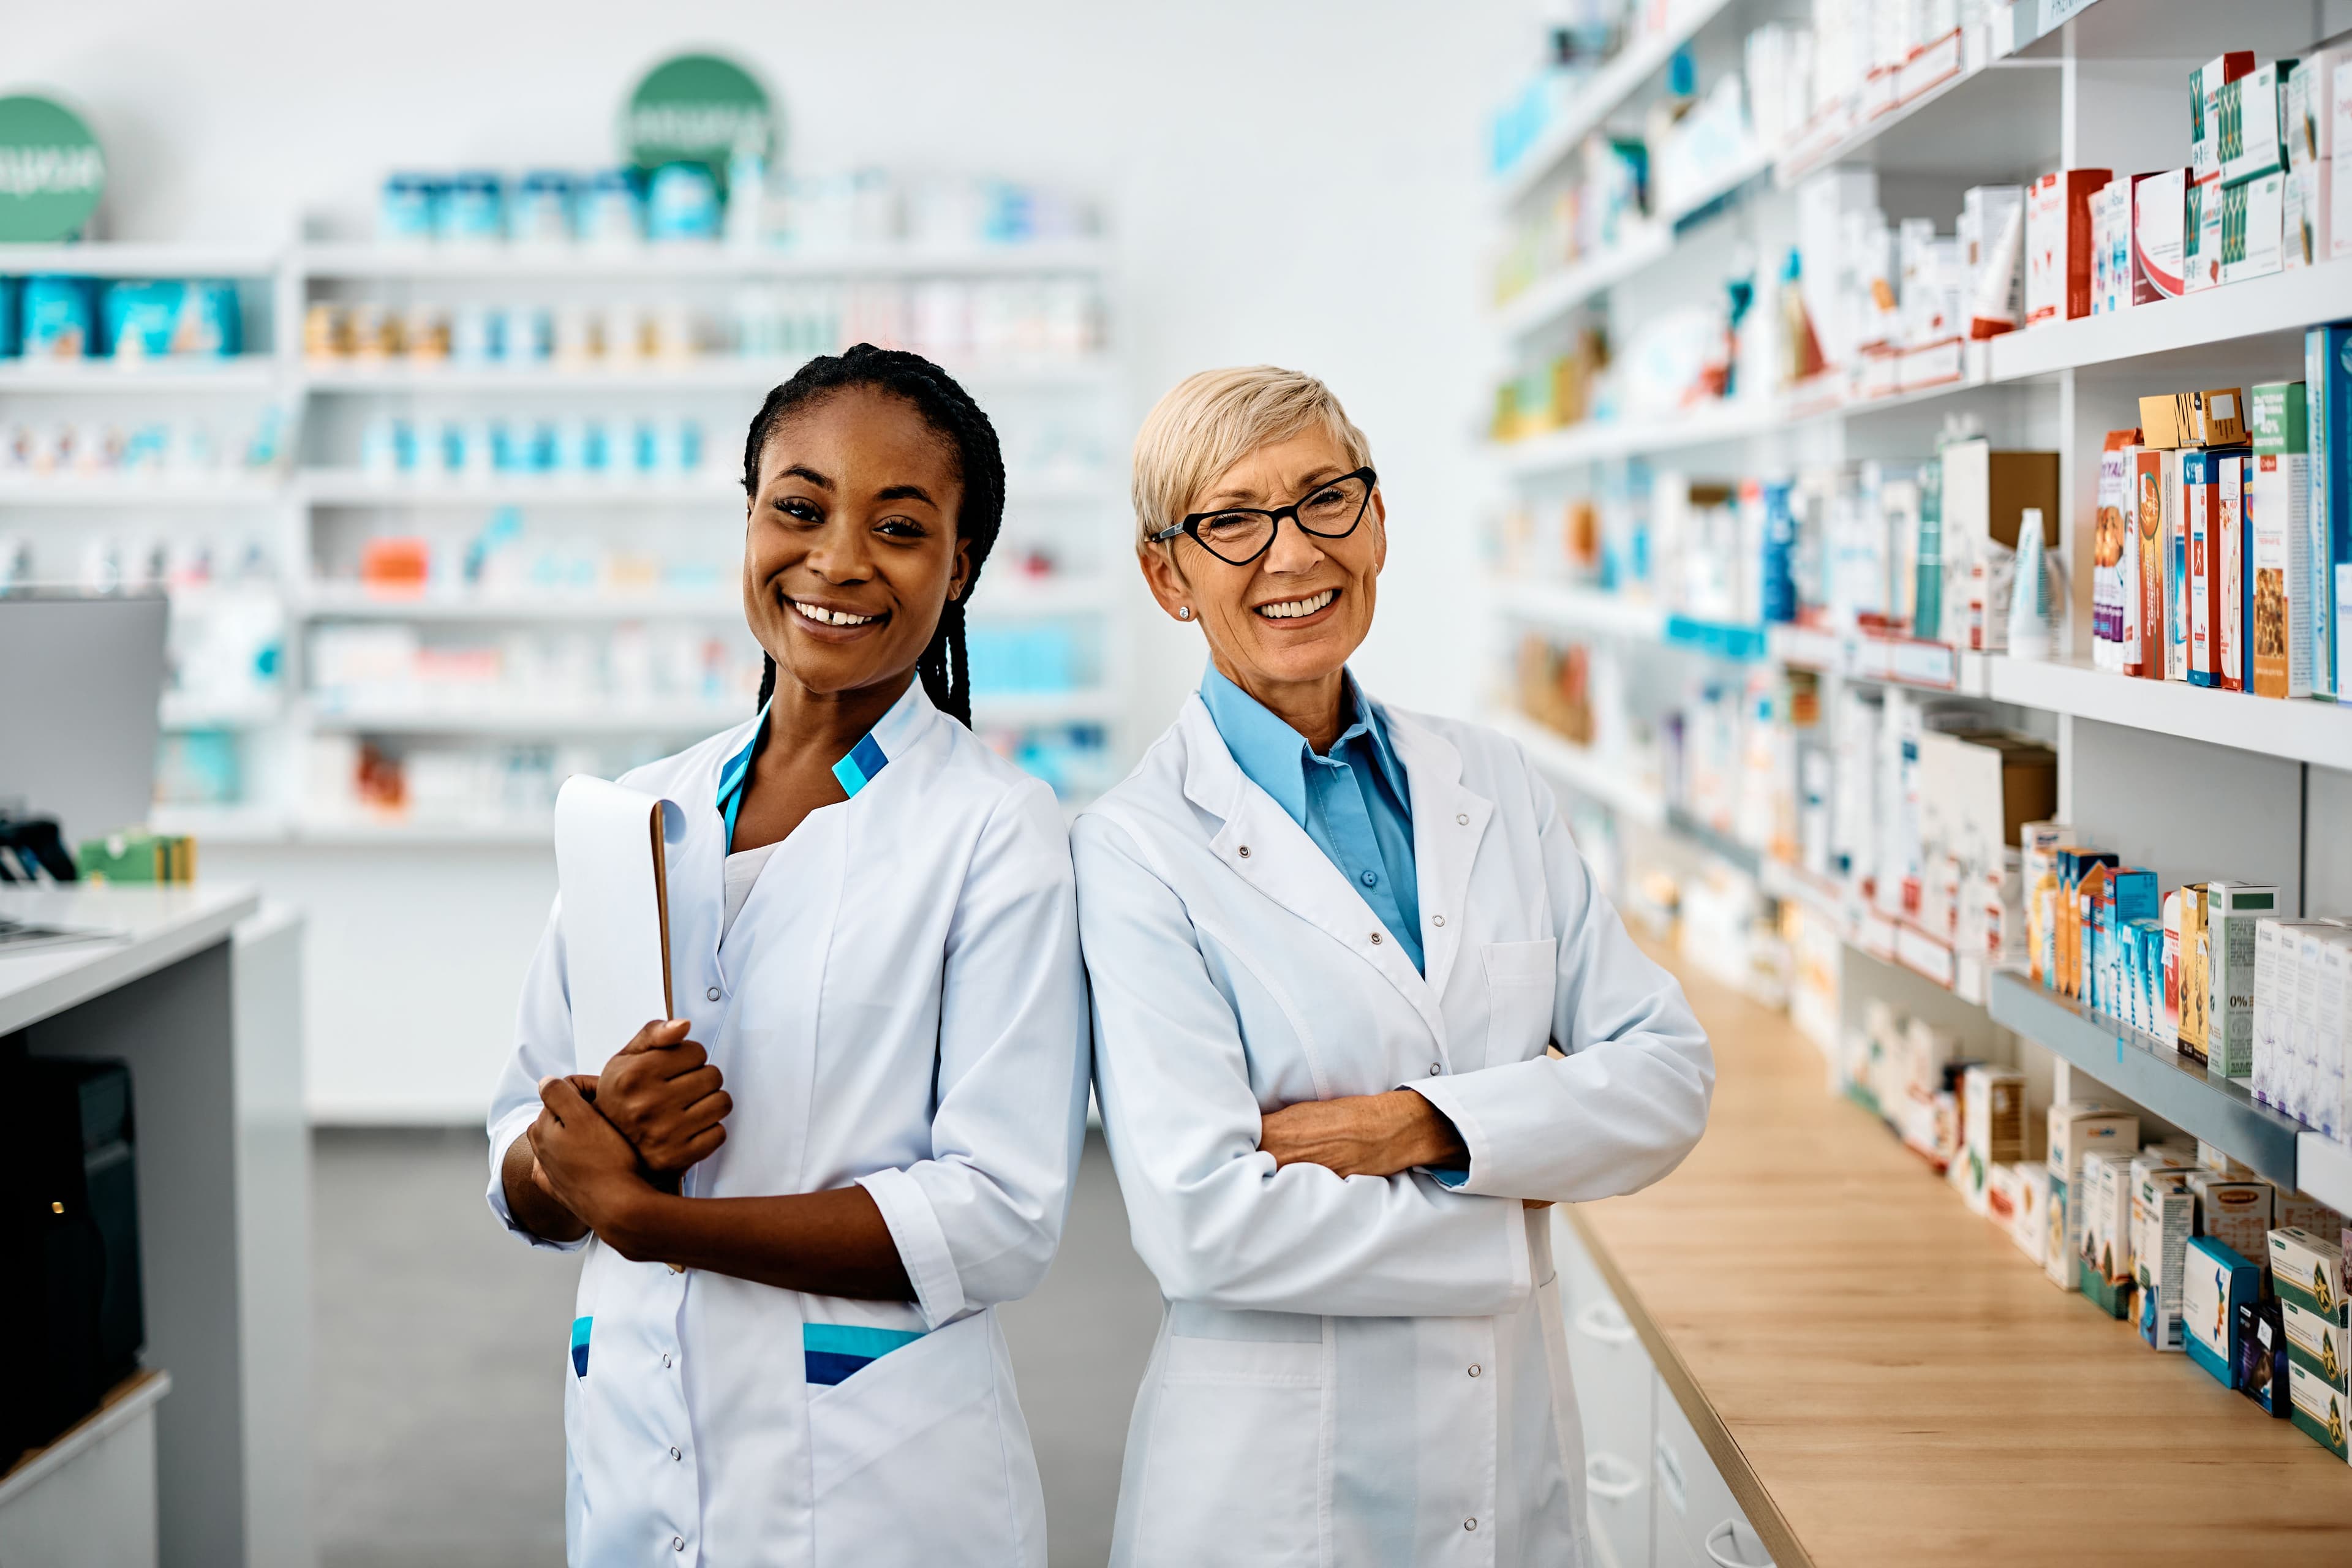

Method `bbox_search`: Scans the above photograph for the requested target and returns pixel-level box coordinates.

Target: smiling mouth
[1253,587,1337,621]
[785,595,886,629]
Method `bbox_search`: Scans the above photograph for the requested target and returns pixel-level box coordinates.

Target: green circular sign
[0,96,105,243]
[624,54,775,184]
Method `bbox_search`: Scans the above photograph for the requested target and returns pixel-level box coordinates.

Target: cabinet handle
[1573,1300,1635,1345]
[1705,1518,1774,1568]
[1584,1452,1643,1502]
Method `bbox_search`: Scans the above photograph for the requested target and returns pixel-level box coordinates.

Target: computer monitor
[0,592,169,848]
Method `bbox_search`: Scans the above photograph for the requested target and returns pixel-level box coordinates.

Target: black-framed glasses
[1150,467,1377,566]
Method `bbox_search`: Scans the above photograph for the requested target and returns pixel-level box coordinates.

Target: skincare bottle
[2008,507,2056,659]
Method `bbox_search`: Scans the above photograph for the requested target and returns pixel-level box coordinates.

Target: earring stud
[1177,606,1192,620]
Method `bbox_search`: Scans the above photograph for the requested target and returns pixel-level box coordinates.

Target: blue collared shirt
[1199,663,1423,974]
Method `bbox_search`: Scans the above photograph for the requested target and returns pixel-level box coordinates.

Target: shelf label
[1899,31,1966,102]
[0,96,104,244]
[1889,639,1958,689]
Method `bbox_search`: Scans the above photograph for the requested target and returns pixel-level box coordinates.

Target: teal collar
[1197,664,1406,827]
[716,699,898,850]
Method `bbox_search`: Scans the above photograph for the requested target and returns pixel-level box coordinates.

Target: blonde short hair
[1129,366,1373,550]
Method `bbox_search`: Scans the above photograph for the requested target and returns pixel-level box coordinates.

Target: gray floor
[312,1128,1161,1567]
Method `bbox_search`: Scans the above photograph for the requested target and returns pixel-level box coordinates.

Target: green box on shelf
[2079,1254,2135,1319]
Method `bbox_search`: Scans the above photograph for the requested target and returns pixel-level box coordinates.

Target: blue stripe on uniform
[802,1322,922,1385]
[718,711,890,846]
[571,1316,592,1378]
[831,733,890,798]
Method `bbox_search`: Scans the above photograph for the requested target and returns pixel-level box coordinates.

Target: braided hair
[741,344,1005,727]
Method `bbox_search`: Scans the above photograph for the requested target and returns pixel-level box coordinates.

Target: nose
[1262,516,1327,575]
[802,518,874,583]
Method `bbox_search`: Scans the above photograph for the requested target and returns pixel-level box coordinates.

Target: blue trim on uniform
[802,1322,924,1385]
[570,1316,592,1378]
[715,704,893,849]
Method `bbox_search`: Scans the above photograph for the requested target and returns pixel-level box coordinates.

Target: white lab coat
[1073,692,1713,1568]
[486,682,1089,1568]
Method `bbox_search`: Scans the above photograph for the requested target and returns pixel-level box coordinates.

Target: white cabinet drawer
[1584,1446,1650,1568]
[1653,1368,1774,1568]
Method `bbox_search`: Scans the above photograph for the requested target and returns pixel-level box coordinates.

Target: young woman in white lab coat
[484,345,1090,1568]
[1074,366,1715,1567]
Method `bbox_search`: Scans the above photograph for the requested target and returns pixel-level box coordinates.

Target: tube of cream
[2008,506,2054,659]
[1969,201,2025,339]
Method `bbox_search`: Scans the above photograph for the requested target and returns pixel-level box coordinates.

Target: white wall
[14,0,1528,1118]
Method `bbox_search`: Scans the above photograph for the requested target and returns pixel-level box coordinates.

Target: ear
[1137,543,1194,623]
[948,536,973,602]
[1368,487,1389,575]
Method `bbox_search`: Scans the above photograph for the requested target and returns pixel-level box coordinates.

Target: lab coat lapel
[1382,707,1493,1008]
[1176,696,1450,1054]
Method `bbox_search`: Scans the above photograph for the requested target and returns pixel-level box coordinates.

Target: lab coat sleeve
[856,778,1089,1330]
[483,897,591,1252]
[1408,760,1713,1204]
[1073,815,1531,1319]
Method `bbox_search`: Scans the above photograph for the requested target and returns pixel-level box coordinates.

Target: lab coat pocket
[1133,1336,1327,1567]
[807,1311,1023,1567]
[1482,937,1559,1061]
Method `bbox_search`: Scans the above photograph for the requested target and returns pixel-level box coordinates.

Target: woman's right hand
[594,1019,734,1177]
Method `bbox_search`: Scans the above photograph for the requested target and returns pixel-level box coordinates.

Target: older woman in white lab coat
[1074,366,1714,1567]
[486,345,1088,1568]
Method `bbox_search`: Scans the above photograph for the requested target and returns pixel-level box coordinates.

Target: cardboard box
[2022,820,2070,986]
[1961,1066,2027,1213]
[2194,53,2260,186]
[2199,388,2250,446]
[2295,927,2341,1131]
[2252,380,2314,698]
[2048,1104,2138,1290]
[2132,170,2188,302]
[2279,1196,2346,1240]
[2335,58,2352,260]
[2321,931,2352,1144]
[2026,168,2109,325]
[2218,453,2250,690]
[2168,450,2191,680]
[2241,1297,2292,1415]
[2205,882,2278,1080]
[2288,1357,2349,1459]
[2133,1160,2196,1350]
[2272,1227,2348,1322]
[2185,1235,2262,1386]
[2179,883,2212,1058]
[2092,431,2137,670]
[2285,1294,2352,1389]
[2192,1172,2275,1262]
[2009,1163,2050,1267]
[2218,171,2286,284]
[2310,324,2352,699]
[2185,175,2222,292]
[2132,447,2167,677]
[2078,1150,2137,1316]
[2090,178,2132,315]
[2220,60,2297,188]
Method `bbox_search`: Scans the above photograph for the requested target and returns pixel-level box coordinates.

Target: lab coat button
[706,986,721,1002]
[1238,845,1251,859]
[1428,1063,1441,1076]
[1431,914,1445,927]
[1370,932,1384,946]
[669,1445,682,1461]
[662,1354,673,1369]
[672,1536,685,1551]
[1455,812,1469,825]
[1468,1363,1482,1377]
[1465,1517,1478,1531]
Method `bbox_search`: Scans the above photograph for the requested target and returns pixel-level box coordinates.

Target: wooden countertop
[1573,940,2352,1568]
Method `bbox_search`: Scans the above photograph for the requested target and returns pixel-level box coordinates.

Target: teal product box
[100,279,241,360]
[2184,1235,2261,1386]
[20,274,94,358]
[2309,323,2352,699]
[0,276,17,357]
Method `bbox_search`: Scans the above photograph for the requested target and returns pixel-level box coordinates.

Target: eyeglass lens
[1192,474,1370,562]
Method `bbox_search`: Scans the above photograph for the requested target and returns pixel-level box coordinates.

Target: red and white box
[2027,168,2112,325]
[2132,170,2188,302]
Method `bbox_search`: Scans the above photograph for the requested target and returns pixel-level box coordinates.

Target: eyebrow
[782,464,832,490]
[1200,467,1344,508]
[874,483,940,506]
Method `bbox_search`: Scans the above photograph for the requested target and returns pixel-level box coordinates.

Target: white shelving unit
[1483,0,2352,1200]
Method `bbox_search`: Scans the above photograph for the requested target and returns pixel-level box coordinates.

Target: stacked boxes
[2185,1236,2261,1386]
[2272,1227,2350,1460]
[2049,1104,2138,1291]
[2132,1156,2197,1350]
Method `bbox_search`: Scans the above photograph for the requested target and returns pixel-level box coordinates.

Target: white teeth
[1255,589,1335,620]
[791,599,878,627]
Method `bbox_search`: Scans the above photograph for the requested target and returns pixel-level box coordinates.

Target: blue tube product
[1760,480,1797,624]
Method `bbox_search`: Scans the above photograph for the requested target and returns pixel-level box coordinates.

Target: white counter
[0,882,259,1036]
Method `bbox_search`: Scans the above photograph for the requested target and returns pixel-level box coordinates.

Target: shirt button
[1428,1062,1442,1076]
[1360,870,1378,887]
[673,1536,685,1551]
[1456,813,1469,826]
[669,1446,682,1461]
[1431,913,1445,927]
[1468,1363,1482,1378]
[1465,1517,1479,1531]
[662,1354,673,1368]
[705,986,721,1002]
[1370,932,1384,945]
[1238,844,1251,858]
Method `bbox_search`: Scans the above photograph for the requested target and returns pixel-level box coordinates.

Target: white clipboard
[552,775,681,1072]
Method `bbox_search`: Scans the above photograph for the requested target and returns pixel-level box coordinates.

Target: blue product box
[21,275,94,358]
[576,169,642,244]
[439,171,505,243]
[646,163,721,243]
[512,171,576,244]
[2239,1298,2291,1415]
[2309,323,2352,699]
[0,276,18,356]
[2184,1235,2260,1387]
[380,172,439,242]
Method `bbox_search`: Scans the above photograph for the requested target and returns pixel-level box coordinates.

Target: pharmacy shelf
[2296,1134,2352,1218]
[1775,54,2059,190]
[298,356,1114,394]
[1985,968,2301,1187]
[1664,806,1761,873]
[0,475,287,506]
[298,470,737,506]
[1491,0,1740,209]
[968,688,1121,726]
[1494,397,1783,473]
[149,804,293,845]
[1496,578,1666,641]
[1989,259,2352,382]
[296,585,742,622]
[1487,709,1665,826]
[1770,624,1991,696]
[1982,655,2352,771]
[293,239,1111,281]
[303,703,751,737]
[0,358,284,393]
[0,242,281,277]
[1494,146,1770,342]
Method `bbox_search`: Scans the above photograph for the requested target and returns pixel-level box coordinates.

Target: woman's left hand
[530,1076,651,1235]
[1257,1089,1464,1179]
